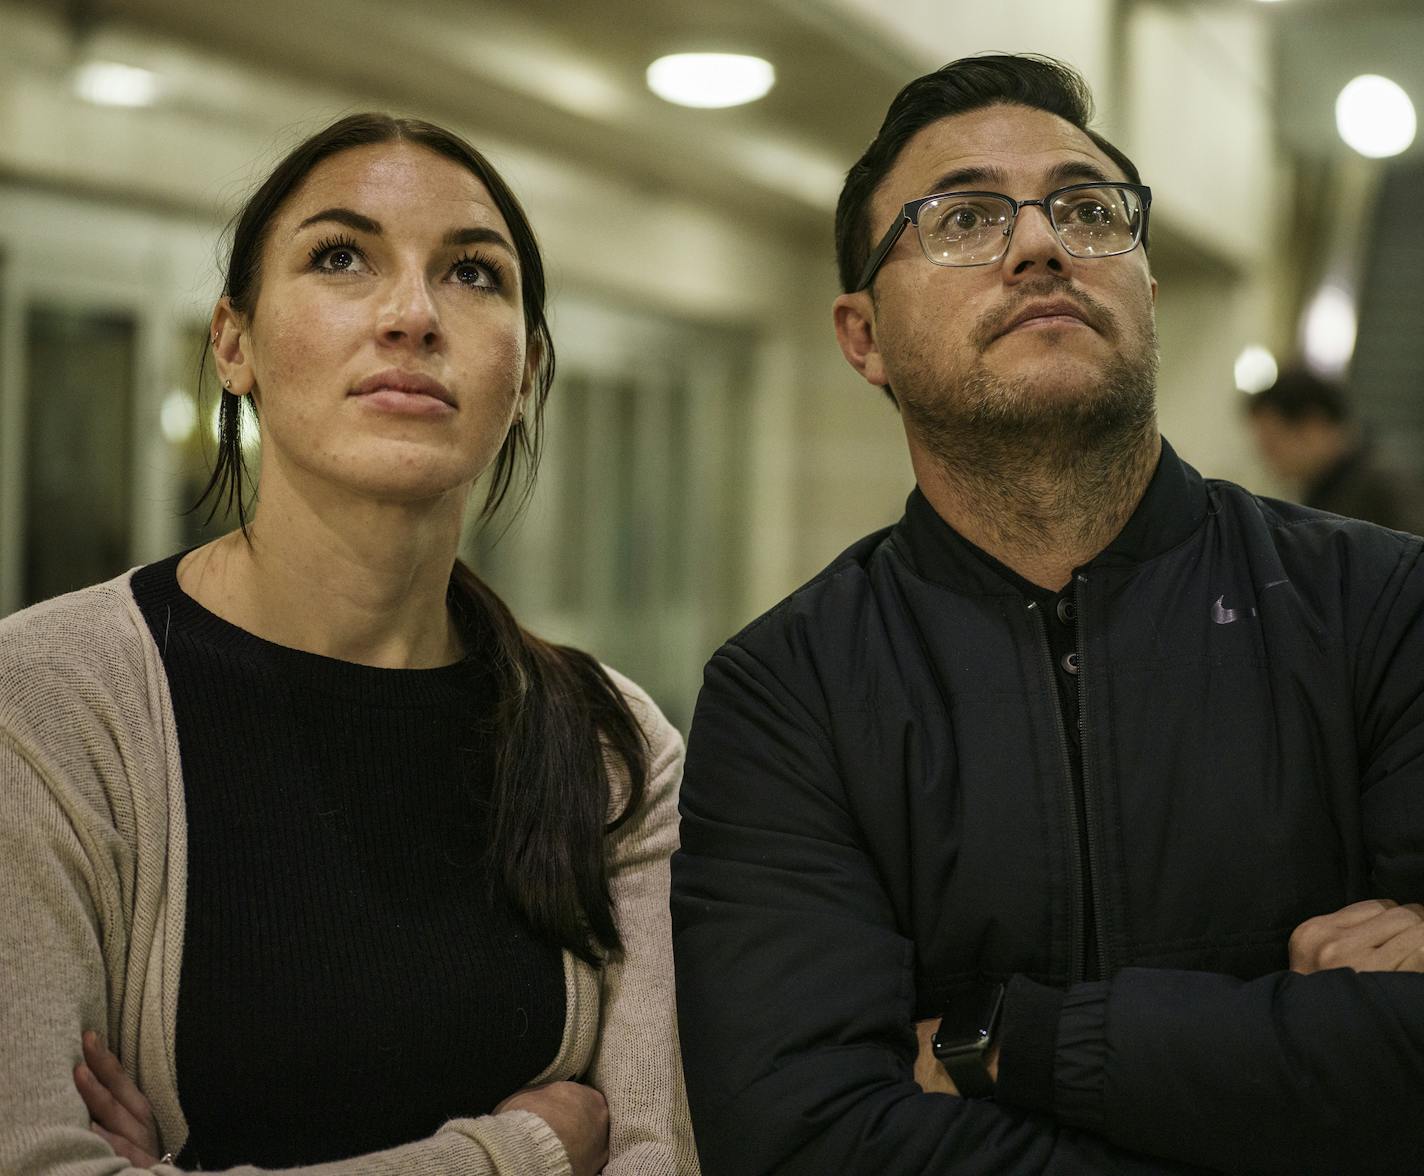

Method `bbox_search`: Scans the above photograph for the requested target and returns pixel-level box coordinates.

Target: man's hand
[1290,899,1424,974]
[913,1018,1000,1096]
[496,1081,609,1176]
[74,1031,163,1168]
[914,1018,959,1095]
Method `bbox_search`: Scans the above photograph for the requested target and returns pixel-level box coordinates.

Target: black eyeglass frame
[855,181,1154,291]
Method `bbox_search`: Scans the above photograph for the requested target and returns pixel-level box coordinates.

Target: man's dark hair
[1245,368,1350,425]
[835,54,1146,293]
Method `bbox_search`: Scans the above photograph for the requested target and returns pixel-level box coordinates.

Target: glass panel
[23,306,136,605]
[467,294,750,731]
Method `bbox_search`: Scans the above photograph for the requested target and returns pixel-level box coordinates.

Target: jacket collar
[893,436,1209,593]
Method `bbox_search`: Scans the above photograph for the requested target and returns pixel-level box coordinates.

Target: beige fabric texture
[0,571,696,1176]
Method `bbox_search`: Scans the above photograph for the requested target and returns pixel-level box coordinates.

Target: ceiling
[12,0,1424,228]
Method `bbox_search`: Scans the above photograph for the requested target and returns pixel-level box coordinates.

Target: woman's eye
[309,238,367,274]
[451,255,503,290]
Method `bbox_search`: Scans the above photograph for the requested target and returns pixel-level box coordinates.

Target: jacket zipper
[1073,572,1110,981]
[1028,600,1090,982]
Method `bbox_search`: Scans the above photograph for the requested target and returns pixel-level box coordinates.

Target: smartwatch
[931,981,1005,1099]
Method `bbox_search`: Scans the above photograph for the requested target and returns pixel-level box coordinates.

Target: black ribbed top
[132,552,564,1169]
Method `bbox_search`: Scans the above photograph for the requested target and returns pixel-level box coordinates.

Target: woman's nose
[377,271,443,348]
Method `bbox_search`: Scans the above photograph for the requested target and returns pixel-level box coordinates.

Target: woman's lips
[354,388,457,416]
[350,370,456,416]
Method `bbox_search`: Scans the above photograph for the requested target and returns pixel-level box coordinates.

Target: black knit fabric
[132,553,564,1169]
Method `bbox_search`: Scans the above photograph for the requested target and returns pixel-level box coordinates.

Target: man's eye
[934,205,989,233]
[1071,203,1113,226]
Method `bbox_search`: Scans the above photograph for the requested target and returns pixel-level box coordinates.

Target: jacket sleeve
[0,731,573,1176]
[587,674,699,1175]
[993,536,1424,1175]
[671,643,1211,1176]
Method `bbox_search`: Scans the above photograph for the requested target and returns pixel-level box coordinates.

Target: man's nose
[1002,202,1076,279]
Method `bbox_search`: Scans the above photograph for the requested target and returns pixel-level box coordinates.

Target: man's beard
[893,290,1160,554]
[900,342,1159,472]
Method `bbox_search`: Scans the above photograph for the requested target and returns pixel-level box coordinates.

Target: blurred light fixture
[1301,284,1357,376]
[1336,75,1417,159]
[646,53,775,109]
[160,389,197,445]
[74,61,161,108]
[1234,345,1279,394]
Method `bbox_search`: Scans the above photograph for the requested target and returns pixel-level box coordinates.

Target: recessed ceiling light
[74,61,161,108]
[1234,345,1279,394]
[1302,284,1357,375]
[646,53,775,109]
[1336,74,1417,159]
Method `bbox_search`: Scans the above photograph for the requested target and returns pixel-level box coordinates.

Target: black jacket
[672,441,1424,1175]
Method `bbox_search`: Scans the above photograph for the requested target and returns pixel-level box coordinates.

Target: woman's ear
[210,297,254,396]
[516,337,545,426]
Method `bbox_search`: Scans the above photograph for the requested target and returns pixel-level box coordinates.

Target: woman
[0,113,694,1175]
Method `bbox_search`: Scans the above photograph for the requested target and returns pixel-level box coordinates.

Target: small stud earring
[223,379,232,391]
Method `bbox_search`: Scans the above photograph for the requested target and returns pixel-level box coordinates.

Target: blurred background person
[1246,367,1424,534]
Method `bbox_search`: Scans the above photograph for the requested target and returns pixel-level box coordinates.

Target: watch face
[933,982,1005,1052]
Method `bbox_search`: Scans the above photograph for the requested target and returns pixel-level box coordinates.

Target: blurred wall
[0,0,1311,722]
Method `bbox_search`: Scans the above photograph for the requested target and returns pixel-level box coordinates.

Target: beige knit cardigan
[0,572,697,1176]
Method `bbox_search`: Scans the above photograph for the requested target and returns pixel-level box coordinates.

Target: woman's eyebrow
[294,207,382,236]
[443,226,516,254]
[290,210,513,256]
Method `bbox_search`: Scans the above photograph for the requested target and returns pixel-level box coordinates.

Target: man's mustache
[972,280,1121,350]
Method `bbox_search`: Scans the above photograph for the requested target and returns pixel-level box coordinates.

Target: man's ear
[833,290,889,389]
[210,297,254,396]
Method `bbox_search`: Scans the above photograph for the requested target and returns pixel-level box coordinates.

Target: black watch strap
[931,981,1005,1100]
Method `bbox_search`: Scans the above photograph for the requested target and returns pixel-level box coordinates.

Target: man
[672,55,1424,1175]
[1245,366,1424,535]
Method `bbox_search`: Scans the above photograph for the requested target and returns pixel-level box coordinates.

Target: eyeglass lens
[917,186,1144,266]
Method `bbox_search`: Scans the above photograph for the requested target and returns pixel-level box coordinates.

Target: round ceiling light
[1234,345,1279,395]
[646,53,775,109]
[74,61,161,108]
[1336,74,1417,159]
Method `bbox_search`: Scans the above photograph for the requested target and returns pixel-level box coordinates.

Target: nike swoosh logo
[1212,593,1266,624]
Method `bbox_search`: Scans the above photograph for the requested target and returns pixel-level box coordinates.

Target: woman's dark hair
[198,112,647,963]
[835,53,1148,294]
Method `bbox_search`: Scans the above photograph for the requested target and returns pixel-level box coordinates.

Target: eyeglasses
[855,181,1152,291]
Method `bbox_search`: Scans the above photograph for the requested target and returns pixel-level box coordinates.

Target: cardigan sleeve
[589,672,699,1176]
[0,731,578,1176]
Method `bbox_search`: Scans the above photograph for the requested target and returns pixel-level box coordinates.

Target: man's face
[834,103,1159,428]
